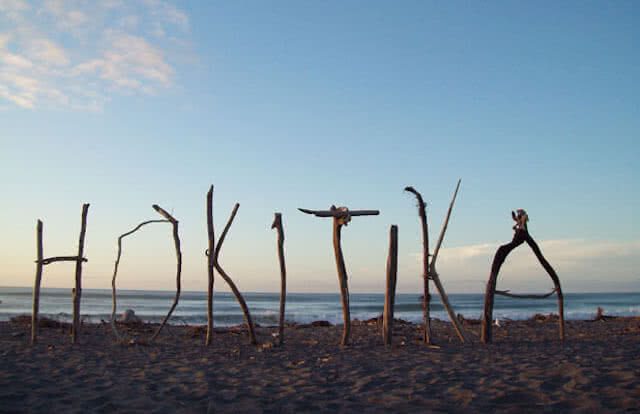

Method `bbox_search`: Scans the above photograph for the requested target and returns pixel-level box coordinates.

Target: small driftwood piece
[271,213,287,346]
[299,205,379,346]
[110,219,169,341]
[213,203,258,345]
[481,210,565,343]
[205,186,215,346]
[37,256,88,265]
[72,203,89,344]
[495,288,557,299]
[31,204,90,345]
[150,205,183,342]
[382,225,398,346]
[404,186,431,344]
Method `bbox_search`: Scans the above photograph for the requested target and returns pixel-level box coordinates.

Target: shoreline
[2,316,639,412]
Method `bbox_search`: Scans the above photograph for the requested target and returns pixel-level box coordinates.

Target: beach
[1,316,638,413]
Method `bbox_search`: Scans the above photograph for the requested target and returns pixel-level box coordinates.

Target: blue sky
[1,0,638,294]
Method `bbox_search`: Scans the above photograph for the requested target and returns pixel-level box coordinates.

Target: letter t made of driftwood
[298,206,379,346]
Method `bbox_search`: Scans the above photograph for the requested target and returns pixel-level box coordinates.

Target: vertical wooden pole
[404,187,431,344]
[31,220,43,345]
[383,225,398,346]
[206,186,215,346]
[271,213,287,345]
[332,218,351,346]
[72,204,89,344]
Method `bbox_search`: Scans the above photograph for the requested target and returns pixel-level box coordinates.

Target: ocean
[1,287,638,326]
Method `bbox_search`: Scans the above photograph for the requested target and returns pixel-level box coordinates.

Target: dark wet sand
[1,316,639,413]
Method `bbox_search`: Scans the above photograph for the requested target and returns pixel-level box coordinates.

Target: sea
[1,287,638,327]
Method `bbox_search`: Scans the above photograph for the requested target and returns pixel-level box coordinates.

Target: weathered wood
[271,213,287,346]
[299,204,379,346]
[428,180,467,343]
[206,186,215,346]
[404,186,431,344]
[481,230,525,343]
[110,219,169,341]
[31,220,43,345]
[151,205,182,342]
[298,208,379,218]
[495,288,557,299]
[72,203,89,344]
[37,256,87,265]
[332,217,351,346]
[382,225,398,346]
[213,203,258,345]
[525,235,565,341]
[481,226,565,343]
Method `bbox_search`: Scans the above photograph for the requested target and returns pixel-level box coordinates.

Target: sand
[1,316,639,413]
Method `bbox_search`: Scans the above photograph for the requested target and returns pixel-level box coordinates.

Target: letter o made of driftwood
[110,218,177,342]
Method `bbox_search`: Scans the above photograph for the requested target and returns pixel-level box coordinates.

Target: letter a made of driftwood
[480,209,565,343]
[32,204,89,345]
[405,181,467,344]
[271,213,287,346]
[299,205,379,346]
[212,201,258,345]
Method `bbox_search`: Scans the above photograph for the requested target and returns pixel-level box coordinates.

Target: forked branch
[213,203,258,345]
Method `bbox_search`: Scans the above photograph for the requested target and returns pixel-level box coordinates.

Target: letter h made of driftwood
[32,204,89,345]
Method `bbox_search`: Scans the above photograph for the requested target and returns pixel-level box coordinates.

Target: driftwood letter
[299,205,379,346]
[32,204,89,345]
[481,210,565,343]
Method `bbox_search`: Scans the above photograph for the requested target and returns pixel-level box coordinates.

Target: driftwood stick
[38,256,88,265]
[72,204,89,344]
[205,186,215,346]
[298,208,380,218]
[495,288,557,299]
[525,235,565,340]
[271,213,287,346]
[383,225,398,347]
[31,220,44,345]
[404,186,431,344]
[110,219,169,341]
[481,230,526,343]
[431,179,461,265]
[333,218,351,346]
[428,180,467,343]
[151,205,182,342]
[213,203,258,345]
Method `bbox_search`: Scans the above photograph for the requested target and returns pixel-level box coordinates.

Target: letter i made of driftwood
[32,204,89,345]
[298,205,379,346]
[205,186,215,346]
[271,213,287,345]
[481,209,565,343]
[382,225,398,346]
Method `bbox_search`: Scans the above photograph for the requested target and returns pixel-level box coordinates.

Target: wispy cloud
[0,0,191,110]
